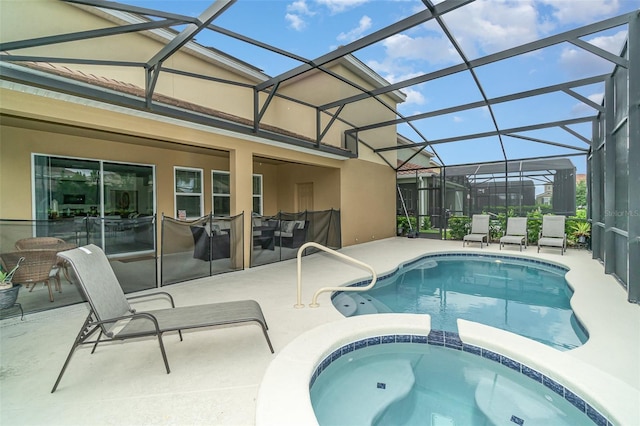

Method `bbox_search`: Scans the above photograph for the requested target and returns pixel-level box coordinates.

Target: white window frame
[212,170,231,216]
[253,174,263,215]
[174,166,203,219]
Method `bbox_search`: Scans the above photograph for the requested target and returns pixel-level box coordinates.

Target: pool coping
[255,314,638,426]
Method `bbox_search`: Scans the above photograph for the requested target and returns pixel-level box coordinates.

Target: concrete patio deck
[1,238,638,425]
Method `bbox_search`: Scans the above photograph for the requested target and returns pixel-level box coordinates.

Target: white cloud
[286,13,307,31]
[559,30,627,77]
[366,58,424,83]
[571,92,604,114]
[364,0,543,85]
[587,30,628,54]
[453,116,464,123]
[440,0,541,57]
[285,0,316,31]
[287,0,315,15]
[315,0,370,14]
[539,0,621,25]
[337,15,372,42]
[402,87,427,105]
[381,33,460,64]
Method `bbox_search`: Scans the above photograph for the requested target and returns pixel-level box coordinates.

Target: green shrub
[397,216,417,235]
[526,211,542,244]
[448,216,470,240]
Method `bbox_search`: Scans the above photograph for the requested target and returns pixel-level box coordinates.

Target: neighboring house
[471,180,536,213]
[0,1,405,264]
[534,167,576,215]
[536,184,554,206]
[395,135,446,228]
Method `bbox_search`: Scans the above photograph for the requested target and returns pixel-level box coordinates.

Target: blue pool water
[332,254,588,350]
[310,338,606,426]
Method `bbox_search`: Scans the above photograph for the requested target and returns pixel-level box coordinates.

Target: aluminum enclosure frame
[0,1,637,298]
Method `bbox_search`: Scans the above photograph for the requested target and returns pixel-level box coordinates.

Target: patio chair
[537,215,567,255]
[463,215,490,248]
[0,250,60,302]
[15,237,72,285]
[51,244,274,393]
[499,217,528,251]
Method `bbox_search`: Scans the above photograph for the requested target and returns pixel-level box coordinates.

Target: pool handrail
[295,242,377,308]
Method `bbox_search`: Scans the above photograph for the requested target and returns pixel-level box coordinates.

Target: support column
[627,11,639,302]
[603,76,615,275]
[589,118,602,260]
[230,148,253,268]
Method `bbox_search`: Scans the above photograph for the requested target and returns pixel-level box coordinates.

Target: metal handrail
[295,242,377,308]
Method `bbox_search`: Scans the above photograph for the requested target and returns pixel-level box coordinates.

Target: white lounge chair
[463,214,490,248]
[500,217,528,251]
[537,215,567,255]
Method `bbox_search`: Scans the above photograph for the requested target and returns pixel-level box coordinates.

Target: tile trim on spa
[309,331,612,426]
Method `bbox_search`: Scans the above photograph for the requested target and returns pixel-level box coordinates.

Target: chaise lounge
[52,244,273,392]
[463,214,490,248]
[537,215,567,255]
[499,217,528,251]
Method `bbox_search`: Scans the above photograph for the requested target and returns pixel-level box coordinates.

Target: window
[175,167,203,219]
[211,171,262,216]
[212,170,230,216]
[253,174,263,215]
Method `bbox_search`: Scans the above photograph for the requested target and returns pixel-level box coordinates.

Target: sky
[124,0,640,173]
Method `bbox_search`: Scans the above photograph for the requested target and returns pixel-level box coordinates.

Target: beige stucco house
[0,0,405,266]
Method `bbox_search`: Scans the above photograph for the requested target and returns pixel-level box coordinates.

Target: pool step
[475,376,573,426]
[314,358,416,426]
[332,293,393,316]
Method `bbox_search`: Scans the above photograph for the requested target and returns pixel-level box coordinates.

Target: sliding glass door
[33,155,155,255]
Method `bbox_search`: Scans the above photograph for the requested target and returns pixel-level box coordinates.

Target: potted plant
[0,257,24,310]
[572,222,591,244]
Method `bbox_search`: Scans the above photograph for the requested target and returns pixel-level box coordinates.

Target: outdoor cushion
[282,221,296,233]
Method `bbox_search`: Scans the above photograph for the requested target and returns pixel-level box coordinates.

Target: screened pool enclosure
[0,1,637,304]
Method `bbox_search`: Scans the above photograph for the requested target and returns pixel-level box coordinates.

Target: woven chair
[0,250,60,302]
[15,237,71,285]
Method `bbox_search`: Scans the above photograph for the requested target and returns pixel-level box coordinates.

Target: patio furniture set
[463,214,567,254]
[190,219,310,261]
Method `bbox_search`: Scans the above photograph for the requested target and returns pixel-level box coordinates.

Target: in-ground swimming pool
[310,334,609,426]
[332,254,588,350]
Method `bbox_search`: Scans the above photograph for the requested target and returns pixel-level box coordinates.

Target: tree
[576,180,586,208]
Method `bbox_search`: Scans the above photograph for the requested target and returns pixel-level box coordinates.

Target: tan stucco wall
[0,124,230,220]
[275,164,341,213]
[272,63,399,157]
[0,0,260,121]
[340,160,396,246]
